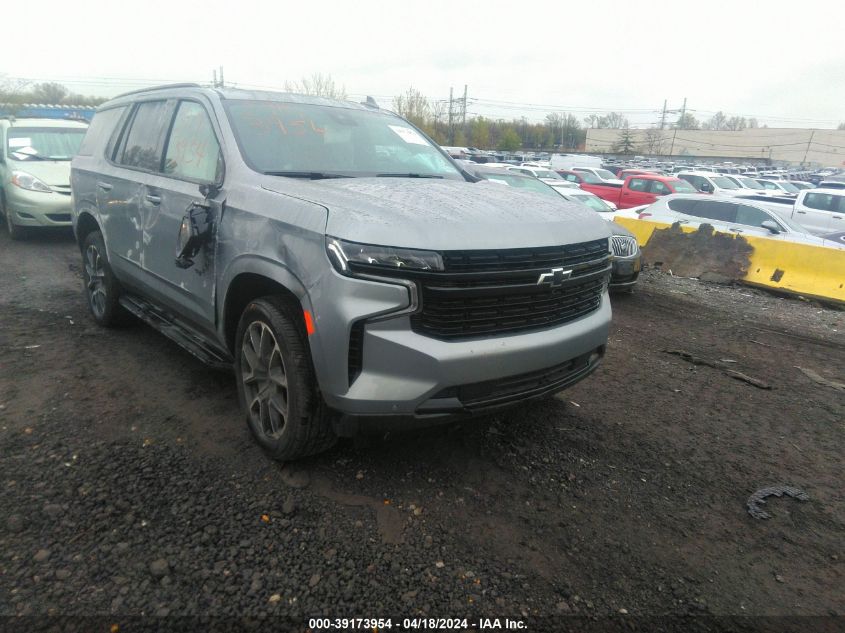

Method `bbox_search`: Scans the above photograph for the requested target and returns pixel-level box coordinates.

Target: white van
[550,153,603,171]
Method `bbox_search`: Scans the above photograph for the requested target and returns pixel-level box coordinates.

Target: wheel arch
[75,211,102,252]
[220,259,311,354]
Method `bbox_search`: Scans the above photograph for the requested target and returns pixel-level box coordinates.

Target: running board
[119,295,233,370]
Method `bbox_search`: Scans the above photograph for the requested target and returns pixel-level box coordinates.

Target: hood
[6,159,71,187]
[261,177,611,250]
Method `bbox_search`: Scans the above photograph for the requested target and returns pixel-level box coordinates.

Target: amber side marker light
[303,310,316,335]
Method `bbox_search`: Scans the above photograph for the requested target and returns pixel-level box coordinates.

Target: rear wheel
[235,296,336,460]
[82,230,126,327]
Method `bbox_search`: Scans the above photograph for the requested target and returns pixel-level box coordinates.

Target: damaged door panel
[138,98,225,335]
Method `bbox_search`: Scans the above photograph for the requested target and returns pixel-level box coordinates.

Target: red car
[556,170,623,199]
[558,171,699,209]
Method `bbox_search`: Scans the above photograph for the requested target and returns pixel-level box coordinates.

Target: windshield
[570,194,613,212]
[594,169,617,180]
[480,171,558,197]
[738,177,763,189]
[6,127,86,161]
[670,180,698,193]
[223,100,461,179]
[533,169,561,179]
[712,176,740,189]
[578,171,601,184]
[779,182,799,193]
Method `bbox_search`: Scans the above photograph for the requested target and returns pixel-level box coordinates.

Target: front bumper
[610,253,642,288]
[314,278,612,420]
[4,187,73,227]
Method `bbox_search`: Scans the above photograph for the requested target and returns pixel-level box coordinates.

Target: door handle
[97,181,113,191]
[796,210,806,214]
[833,216,842,220]
[145,194,161,205]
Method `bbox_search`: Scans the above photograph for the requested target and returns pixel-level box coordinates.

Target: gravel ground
[1,229,843,631]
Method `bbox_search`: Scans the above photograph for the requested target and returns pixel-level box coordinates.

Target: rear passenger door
[795,192,838,234]
[101,100,171,282]
[139,98,225,335]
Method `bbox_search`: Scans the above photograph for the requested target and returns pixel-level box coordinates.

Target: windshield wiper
[11,153,49,161]
[264,171,352,180]
[376,173,443,179]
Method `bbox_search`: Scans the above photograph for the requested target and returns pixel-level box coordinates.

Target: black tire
[81,230,127,327]
[234,296,336,460]
[1,193,25,240]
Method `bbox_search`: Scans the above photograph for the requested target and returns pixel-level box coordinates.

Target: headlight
[326,237,444,275]
[11,171,52,193]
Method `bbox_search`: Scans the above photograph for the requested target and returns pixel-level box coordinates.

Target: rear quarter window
[76,107,125,156]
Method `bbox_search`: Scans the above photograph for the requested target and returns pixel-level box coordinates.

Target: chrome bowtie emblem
[536,267,573,287]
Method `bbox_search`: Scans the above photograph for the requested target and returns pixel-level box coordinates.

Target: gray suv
[71,84,613,459]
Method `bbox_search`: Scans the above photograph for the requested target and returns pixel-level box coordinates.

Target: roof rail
[113,83,203,99]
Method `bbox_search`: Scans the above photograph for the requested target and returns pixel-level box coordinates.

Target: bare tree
[284,73,347,100]
[643,127,667,155]
[392,87,431,128]
[584,112,628,129]
[726,116,747,131]
[703,111,729,130]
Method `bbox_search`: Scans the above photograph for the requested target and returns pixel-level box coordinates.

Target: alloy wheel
[84,245,107,318]
[241,321,289,440]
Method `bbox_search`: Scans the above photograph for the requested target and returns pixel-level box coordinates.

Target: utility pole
[219,66,224,88]
[447,87,454,144]
[660,99,667,130]
[668,97,687,157]
[801,129,816,166]
[461,84,467,138]
[212,69,218,88]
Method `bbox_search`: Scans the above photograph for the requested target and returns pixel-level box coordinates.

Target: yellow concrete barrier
[613,216,845,305]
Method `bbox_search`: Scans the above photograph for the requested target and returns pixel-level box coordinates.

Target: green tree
[838,122,845,130]
[31,82,68,104]
[613,125,636,154]
[703,111,729,130]
[498,128,521,152]
[674,112,700,129]
[469,117,491,148]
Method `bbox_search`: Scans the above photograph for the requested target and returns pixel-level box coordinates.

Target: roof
[105,83,372,113]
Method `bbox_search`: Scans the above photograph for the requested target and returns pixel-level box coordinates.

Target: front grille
[611,235,638,257]
[430,348,601,409]
[409,239,611,340]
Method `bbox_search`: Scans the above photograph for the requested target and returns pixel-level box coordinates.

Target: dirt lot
[1,228,843,629]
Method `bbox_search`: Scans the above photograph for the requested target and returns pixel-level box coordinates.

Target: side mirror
[700,182,713,193]
[761,220,781,234]
[175,203,213,269]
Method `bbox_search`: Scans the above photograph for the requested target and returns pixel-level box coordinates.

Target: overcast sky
[4,0,844,128]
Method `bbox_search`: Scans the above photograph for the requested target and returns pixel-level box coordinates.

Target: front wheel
[234,296,336,460]
[1,195,25,240]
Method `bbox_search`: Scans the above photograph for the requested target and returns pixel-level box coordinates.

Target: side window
[735,204,772,228]
[650,180,670,195]
[836,195,845,213]
[163,101,222,183]
[803,192,834,211]
[667,198,700,214]
[77,107,125,156]
[693,200,738,223]
[118,100,169,171]
[628,178,647,192]
[564,173,579,182]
